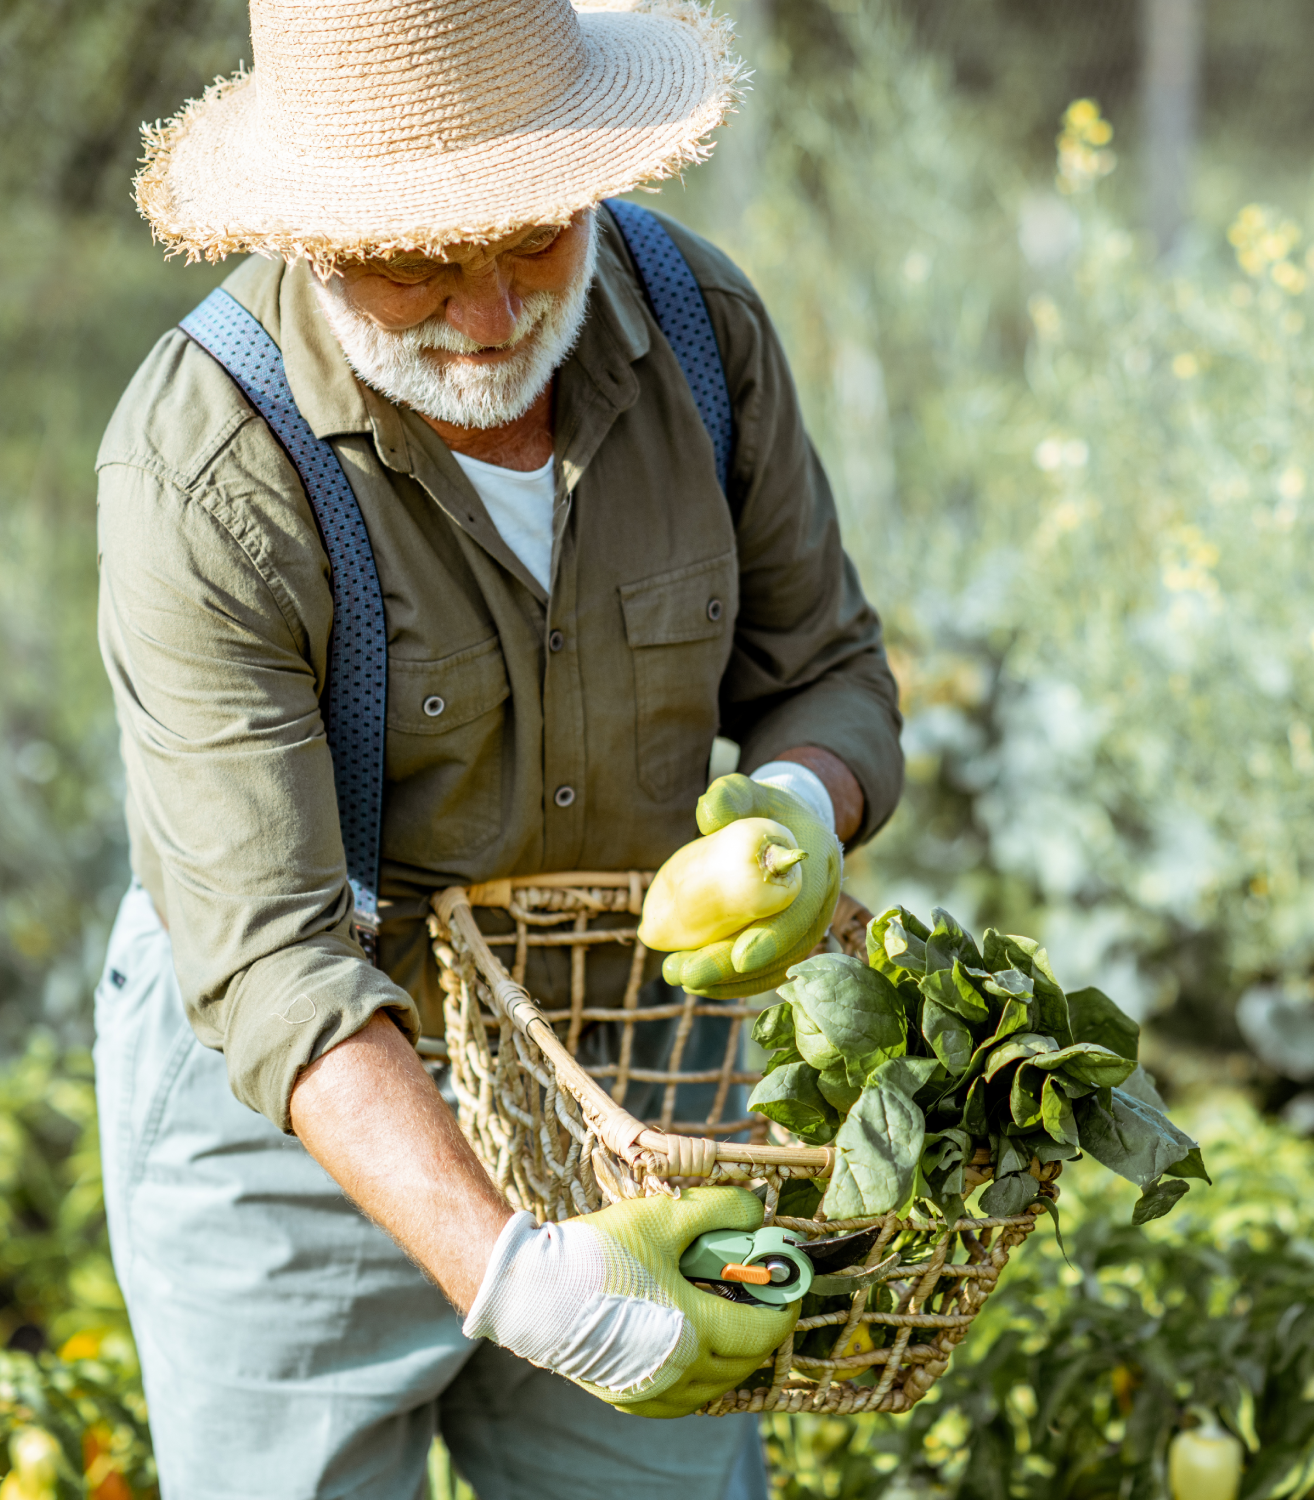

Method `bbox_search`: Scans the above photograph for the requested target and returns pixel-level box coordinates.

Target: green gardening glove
[463,1186,797,1418]
[661,774,843,999]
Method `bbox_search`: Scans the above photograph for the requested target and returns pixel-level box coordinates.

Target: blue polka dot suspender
[177,203,731,964]
[180,289,388,960]
[605,199,734,495]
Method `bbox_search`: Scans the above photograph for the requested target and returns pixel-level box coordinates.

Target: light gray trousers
[94,884,766,1500]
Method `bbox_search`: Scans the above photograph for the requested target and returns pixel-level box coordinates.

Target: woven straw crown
[136,0,743,270]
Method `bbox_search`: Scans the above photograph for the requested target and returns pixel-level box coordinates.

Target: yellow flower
[57,1328,106,1362]
[1272,260,1307,295]
[1056,98,1116,192]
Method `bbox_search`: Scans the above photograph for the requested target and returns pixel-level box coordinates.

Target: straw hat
[135,0,742,271]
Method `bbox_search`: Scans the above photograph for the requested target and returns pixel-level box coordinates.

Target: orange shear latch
[720,1262,771,1285]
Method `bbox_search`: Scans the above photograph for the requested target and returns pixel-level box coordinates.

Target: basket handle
[432,886,836,1178]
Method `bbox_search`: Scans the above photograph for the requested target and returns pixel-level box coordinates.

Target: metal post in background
[1141,0,1203,255]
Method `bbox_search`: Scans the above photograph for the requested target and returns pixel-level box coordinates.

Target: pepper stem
[760,843,808,881]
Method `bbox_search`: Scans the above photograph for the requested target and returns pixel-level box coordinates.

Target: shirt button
[707,598,724,622]
[548,629,565,653]
[423,695,446,718]
[553,785,576,808]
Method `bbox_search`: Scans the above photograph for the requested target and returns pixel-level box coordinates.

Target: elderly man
[94,1,903,1496]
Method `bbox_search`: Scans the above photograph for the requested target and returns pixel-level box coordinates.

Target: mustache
[370,297,552,356]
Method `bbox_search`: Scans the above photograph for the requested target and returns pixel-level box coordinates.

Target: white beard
[315,219,598,430]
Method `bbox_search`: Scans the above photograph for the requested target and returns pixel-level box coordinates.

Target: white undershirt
[451,450,556,594]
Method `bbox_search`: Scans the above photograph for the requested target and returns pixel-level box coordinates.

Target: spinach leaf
[1041,1075,1079,1145]
[1132,1176,1191,1224]
[962,995,1036,1085]
[981,929,1074,1046]
[1027,1041,1137,1090]
[1073,1087,1199,1189]
[919,960,991,1025]
[1164,1145,1212,1184]
[1033,1136,1081,1162]
[991,1132,1032,1177]
[962,1075,989,1134]
[761,1043,804,1076]
[747,1062,839,1145]
[1030,1194,1069,1260]
[979,1170,1039,1216]
[921,1127,972,1220]
[1118,1063,1168,1111]
[822,1074,926,1218]
[1010,1065,1044,1130]
[776,1176,823,1220]
[751,1000,795,1053]
[921,997,976,1075]
[817,1063,861,1114]
[925,907,985,974]
[876,1055,942,1099]
[983,968,1035,1005]
[983,1032,1059,1081]
[1066,984,1140,1062]
[868,906,929,980]
[780,952,908,1079]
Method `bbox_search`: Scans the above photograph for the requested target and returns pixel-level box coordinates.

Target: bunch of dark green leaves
[748,906,1209,1225]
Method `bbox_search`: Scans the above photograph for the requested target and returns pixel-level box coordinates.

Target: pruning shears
[679,1224,899,1308]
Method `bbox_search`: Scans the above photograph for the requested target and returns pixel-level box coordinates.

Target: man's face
[315,210,598,430]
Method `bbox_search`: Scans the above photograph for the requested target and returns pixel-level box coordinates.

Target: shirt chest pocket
[385,635,510,856]
[620,550,738,804]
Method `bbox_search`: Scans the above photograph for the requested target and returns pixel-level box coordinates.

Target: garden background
[4,0,1314,1495]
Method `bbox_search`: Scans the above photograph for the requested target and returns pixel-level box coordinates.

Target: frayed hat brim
[135,2,744,271]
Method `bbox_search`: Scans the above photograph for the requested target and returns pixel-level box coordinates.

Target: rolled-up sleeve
[699,268,904,845]
[97,440,417,1130]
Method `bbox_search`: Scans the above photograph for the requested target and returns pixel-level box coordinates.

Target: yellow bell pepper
[637,817,806,952]
[661,775,842,998]
[1168,1413,1243,1500]
[833,1321,875,1359]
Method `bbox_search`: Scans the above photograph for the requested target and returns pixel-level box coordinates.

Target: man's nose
[444,264,522,347]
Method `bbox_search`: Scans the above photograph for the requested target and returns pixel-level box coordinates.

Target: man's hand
[463,1186,798,1419]
[289,1012,512,1311]
[660,772,844,999]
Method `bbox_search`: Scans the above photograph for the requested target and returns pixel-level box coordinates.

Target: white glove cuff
[463,1210,539,1343]
[462,1211,686,1394]
[751,760,836,833]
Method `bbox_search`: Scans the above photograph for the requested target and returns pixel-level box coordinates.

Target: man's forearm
[776,744,865,843]
[289,1011,512,1311]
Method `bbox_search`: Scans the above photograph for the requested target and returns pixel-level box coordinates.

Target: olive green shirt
[96,208,902,1129]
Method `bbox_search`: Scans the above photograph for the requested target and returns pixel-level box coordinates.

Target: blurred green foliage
[0,0,248,213]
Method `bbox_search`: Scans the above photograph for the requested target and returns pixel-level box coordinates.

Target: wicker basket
[426,873,1059,1416]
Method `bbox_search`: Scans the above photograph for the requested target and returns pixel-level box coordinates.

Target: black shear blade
[790,1225,886,1274]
